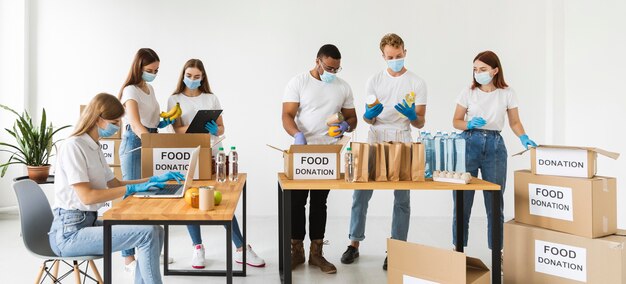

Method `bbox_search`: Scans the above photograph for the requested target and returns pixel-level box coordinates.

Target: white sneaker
[235,245,266,267]
[191,244,206,269]
[160,254,174,264]
[124,260,136,276]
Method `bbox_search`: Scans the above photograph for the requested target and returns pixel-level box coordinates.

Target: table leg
[164,224,169,275]
[104,221,111,284]
[455,190,464,253]
[278,182,284,276]
[282,189,292,284]
[492,191,502,284]
[226,221,233,284]
[242,181,247,276]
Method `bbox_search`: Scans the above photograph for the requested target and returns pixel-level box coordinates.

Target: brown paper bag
[351,142,370,182]
[411,143,425,181]
[387,142,403,181]
[374,143,388,181]
[399,143,412,181]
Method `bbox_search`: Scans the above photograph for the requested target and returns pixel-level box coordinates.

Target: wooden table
[277,173,502,284]
[103,174,248,284]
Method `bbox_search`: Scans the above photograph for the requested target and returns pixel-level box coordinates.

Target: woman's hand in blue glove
[204,120,219,136]
[125,182,165,198]
[149,171,185,183]
[157,118,175,129]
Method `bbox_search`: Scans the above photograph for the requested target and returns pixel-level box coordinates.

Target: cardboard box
[504,220,626,284]
[283,145,343,180]
[141,133,212,180]
[110,166,122,180]
[100,139,121,166]
[514,145,619,178]
[514,170,617,238]
[80,105,122,139]
[387,239,490,284]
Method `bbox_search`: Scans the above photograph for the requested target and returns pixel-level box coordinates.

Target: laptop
[134,146,200,198]
[186,110,223,133]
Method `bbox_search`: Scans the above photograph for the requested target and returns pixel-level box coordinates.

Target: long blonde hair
[72,93,125,137]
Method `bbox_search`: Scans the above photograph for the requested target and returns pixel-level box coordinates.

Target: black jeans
[291,190,330,240]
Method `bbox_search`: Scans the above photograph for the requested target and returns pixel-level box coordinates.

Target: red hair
[471,51,508,90]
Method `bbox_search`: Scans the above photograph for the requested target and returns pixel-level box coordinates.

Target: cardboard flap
[466,257,489,270]
[387,239,465,283]
[287,144,343,154]
[266,144,287,153]
[513,144,620,159]
[141,133,212,147]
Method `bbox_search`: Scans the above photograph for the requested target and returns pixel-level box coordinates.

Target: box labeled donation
[514,145,619,178]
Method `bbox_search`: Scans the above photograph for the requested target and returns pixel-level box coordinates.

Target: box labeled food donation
[504,220,626,284]
[387,239,490,284]
[514,145,619,178]
[268,136,349,180]
[141,133,212,179]
[514,170,616,238]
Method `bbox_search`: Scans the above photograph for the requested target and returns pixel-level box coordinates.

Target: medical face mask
[474,71,493,85]
[183,77,202,90]
[98,122,120,138]
[142,71,157,82]
[320,69,336,83]
[387,58,405,72]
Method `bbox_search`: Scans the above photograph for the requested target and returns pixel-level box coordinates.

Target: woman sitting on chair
[48,93,183,284]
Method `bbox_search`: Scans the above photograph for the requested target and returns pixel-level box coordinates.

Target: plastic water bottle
[433,131,444,171]
[417,131,426,143]
[216,147,226,183]
[446,132,457,171]
[344,147,354,182]
[228,146,238,181]
[454,133,466,172]
[423,131,434,178]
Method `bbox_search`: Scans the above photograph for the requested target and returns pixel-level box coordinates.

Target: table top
[103,174,246,221]
[278,173,501,191]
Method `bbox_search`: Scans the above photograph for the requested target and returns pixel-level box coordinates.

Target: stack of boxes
[506,145,624,283]
[80,105,122,215]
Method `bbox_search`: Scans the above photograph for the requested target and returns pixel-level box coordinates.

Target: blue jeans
[49,209,163,284]
[452,129,506,250]
[349,190,410,242]
[119,125,157,257]
[187,216,244,248]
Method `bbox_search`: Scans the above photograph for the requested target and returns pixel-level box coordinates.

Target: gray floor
[0,213,498,283]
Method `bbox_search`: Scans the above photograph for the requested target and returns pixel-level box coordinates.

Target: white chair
[13,179,103,283]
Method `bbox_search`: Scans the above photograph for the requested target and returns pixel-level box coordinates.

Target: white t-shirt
[53,134,114,212]
[168,93,223,154]
[366,69,427,142]
[456,87,519,131]
[120,84,160,129]
[283,72,355,144]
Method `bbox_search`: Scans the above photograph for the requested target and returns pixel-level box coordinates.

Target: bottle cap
[231,146,236,150]
[346,147,352,151]
[218,147,224,151]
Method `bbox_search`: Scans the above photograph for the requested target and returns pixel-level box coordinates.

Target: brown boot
[291,239,305,270]
[308,239,337,274]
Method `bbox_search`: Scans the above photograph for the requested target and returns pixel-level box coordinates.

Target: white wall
[1,0,622,228]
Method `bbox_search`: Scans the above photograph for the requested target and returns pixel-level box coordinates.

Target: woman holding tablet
[168,59,265,269]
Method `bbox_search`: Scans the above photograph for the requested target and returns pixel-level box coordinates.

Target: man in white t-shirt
[341,33,427,270]
[282,44,357,274]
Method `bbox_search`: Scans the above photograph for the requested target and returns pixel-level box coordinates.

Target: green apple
[214,190,222,205]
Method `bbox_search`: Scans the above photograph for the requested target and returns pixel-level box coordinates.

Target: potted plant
[0,104,70,183]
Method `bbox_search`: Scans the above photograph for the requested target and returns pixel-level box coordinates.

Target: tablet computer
[186,110,223,133]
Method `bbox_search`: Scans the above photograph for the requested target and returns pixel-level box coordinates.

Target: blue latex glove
[149,171,185,183]
[294,132,307,145]
[204,120,218,136]
[466,117,487,130]
[331,121,350,136]
[364,103,384,120]
[157,118,175,129]
[519,134,537,150]
[394,100,417,121]
[124,182,165,199]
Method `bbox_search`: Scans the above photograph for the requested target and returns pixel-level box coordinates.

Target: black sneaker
[340,245,359,264]
[382,256,388,270]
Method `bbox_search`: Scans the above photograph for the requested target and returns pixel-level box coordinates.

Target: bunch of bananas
[160,102,182,120]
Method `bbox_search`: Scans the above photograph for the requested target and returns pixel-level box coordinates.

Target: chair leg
[51,260,59,283]
[88,260,103,284]
[73,261,81,284]
[34,262,46,284]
